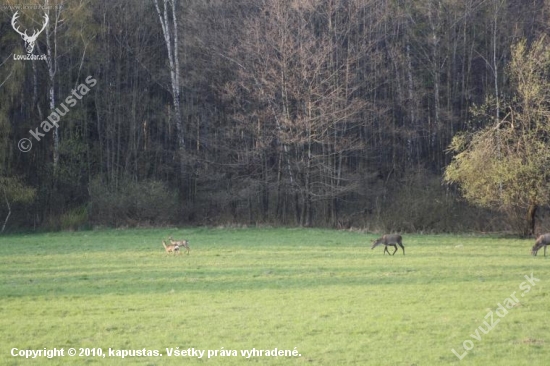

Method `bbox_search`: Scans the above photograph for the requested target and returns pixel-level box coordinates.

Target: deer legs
[398,243,405,255]
[382,244,404,255]
[383,245,398,255]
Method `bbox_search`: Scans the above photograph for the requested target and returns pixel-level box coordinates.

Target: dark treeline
[1,0,549,232]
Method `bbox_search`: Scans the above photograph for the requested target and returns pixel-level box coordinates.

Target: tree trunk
[45,0,58,169]
[526,203,537,237]
[153,0,184,177]
[2,187,11,233]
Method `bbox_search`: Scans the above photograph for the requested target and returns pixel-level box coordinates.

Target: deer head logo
[11,11,49,54]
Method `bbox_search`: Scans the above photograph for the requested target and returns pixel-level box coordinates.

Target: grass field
[0,228,549,365]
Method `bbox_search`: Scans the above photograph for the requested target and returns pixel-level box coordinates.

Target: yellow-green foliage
[60,206,89,231]
[445,36,550,213]
[0,176,36,204]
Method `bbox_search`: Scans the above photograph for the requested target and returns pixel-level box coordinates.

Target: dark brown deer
[371,234,405,255]
[531,234,550,256]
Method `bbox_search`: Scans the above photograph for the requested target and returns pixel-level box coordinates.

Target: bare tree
[153,0,184,176]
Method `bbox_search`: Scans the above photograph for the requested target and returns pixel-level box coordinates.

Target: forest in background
[1,0,549,233]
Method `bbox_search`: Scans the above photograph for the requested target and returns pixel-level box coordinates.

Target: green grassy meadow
[0,228,549,365]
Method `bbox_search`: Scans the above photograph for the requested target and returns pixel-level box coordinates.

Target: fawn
[162,240,180,254]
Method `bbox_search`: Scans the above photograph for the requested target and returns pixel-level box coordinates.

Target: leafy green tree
[0,176,35,232]
[444,37,550,236]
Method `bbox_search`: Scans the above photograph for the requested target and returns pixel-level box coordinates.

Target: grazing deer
[371,234,405,255]
[162,240,180,254]
[168,236,190,255]
[531,234,550,257]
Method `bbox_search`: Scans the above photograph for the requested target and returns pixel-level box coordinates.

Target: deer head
[11,11,49,54]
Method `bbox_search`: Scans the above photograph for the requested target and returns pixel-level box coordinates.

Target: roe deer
[168,236,190,255]
[531,234,550,256]
[371,234,405,255]
[162,240,180,254]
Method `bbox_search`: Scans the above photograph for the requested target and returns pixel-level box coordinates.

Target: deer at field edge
[531,233,550,257]
[371,234,405,255]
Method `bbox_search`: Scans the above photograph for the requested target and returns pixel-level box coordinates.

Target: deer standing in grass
[371,234,405,255]
[168,236,190,255]
[531,234,550,256]
[162,240,180,254]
